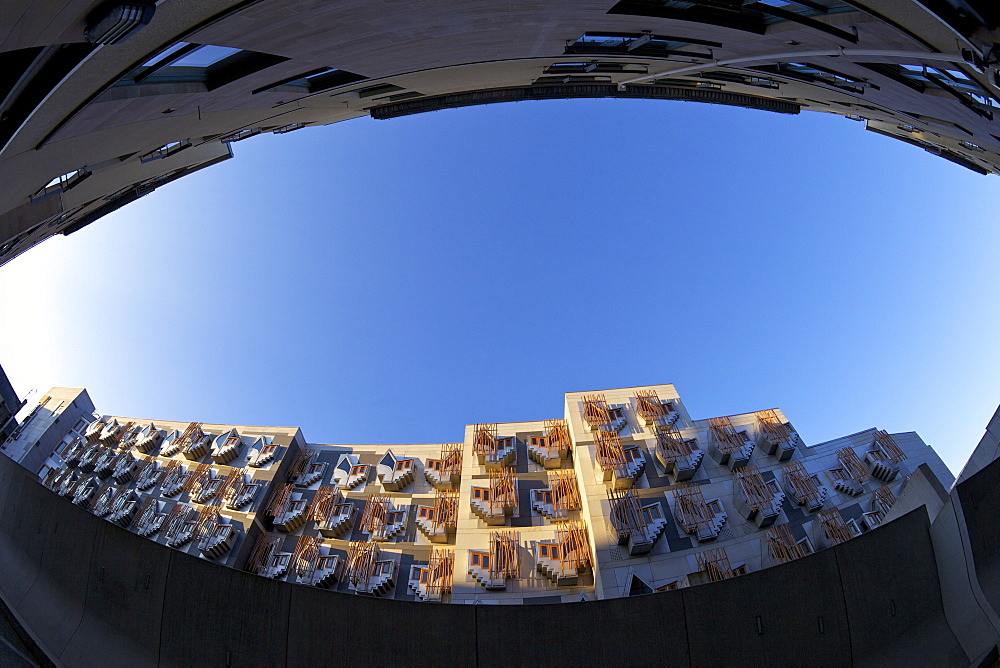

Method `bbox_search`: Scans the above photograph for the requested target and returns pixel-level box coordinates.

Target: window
[707,500,722,515]
[624,447,639,462]
[32,168,91,201]
[482,555,490,568]
[846,518,862,536]
[540,545,549,557]
[797,537,814,554]
[420,569,429,583]
[112,43,289,93]
[252,68,367,95]
[758,62,870,94]
[350,465,366,476]
[550,546,560,559]
[140,140,191,163]
[608,0,857,41]
[643,505,662,521]
[828,468,847,481]
[656,581,679,592]
[428,459,441,470]
[766,480,781,495]
[418,507,427,518]
[732,564,749,576]
[543,62,648,75]
[565,32,716,59]
[530,436,547,447]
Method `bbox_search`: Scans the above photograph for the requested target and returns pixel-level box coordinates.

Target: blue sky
[2,97,998,475]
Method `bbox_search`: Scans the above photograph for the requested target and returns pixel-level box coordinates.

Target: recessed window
[140,140,191,163]
[565,32,717,58]
[113,43,289,93]
[32,168,91,201]
[252,68,367,95]
[540,545,549,557]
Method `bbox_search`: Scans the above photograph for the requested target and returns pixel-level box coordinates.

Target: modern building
[5,380,1000,666]
[2,1,1000,267]
[5,383,953,604]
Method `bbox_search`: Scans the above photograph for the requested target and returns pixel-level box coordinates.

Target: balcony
[334,454,370,490]
[289,449,328,487]
[211,428,243,465]
[762,523,810,568]
[407,548,454,602]
[163,504,198,548]
[672,484,727,542]
[864,430,907,482]
[527,419,572,469]
[829,447,869,496]
[134,424,163,453]
[608,488,668,555]
[529,470,581,522]
[309,486,356,538]
[755,409,799,461]
[159,461,188,497]
[345,541,397,596]
[468,531,520,590]
[472,423,516,469]
[98,418,124,446]
[223,472,260,511]
[290,536,343,588]
[247,437,277,468]
[580,394,628,434]
[359,493,408,541]
[535,522,592,586]
[708,416,754,470]
[424,443,463,489]
[593,431,645,488]
[415,490,458,543]
[78,443,103,473]
[733,465,784,528]
[782,461,828,512]
[84,417,106,443]
[106,488,139,526]
[197,509,236,560]
[130,497,167,537]
[267,484,308,532]
[111,451,140,483]
[470,467,517,526]
[653,425,703,482]
[377,450,415,491]
[92,448,117,479]
[90,483,117,517]
[61,437,87,467]
[633,389,680,428]
[814,507,860,549]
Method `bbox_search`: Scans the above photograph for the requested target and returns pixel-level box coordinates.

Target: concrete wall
[0,449,972,666]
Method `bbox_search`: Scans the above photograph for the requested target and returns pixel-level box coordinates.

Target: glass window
[172,45,241,68]
[142,42,190,67]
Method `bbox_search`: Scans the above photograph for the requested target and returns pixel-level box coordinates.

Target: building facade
[2,0,1000,267]
[5,383,953,605]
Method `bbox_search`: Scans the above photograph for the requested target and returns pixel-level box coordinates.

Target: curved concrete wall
[0,451,969,666]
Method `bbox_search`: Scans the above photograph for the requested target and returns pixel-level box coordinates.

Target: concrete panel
[683,547,851,666]
[836,508,966,667]
[477,593,690,666]
[59,520,171,668]
[14,481,97,657]
[158,553,290,667]
[957,457,1000,616]
[288,588,476,666]
[0,473,44,606]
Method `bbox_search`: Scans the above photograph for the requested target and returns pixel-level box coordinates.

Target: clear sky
[1,97,998,476]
